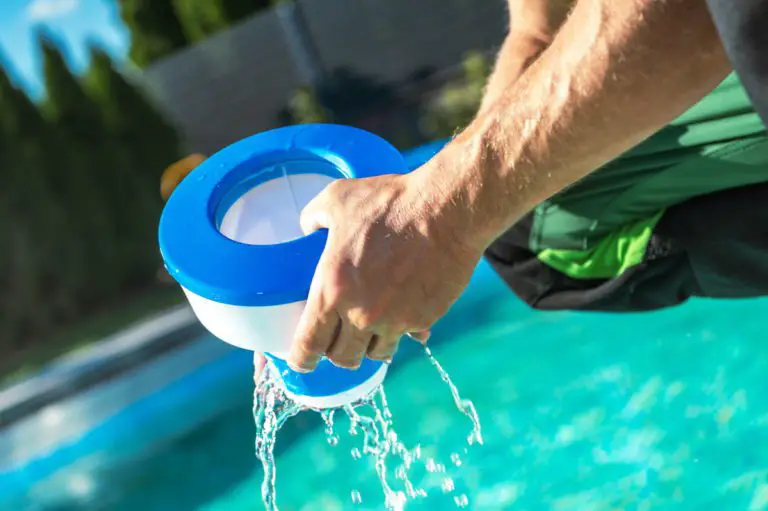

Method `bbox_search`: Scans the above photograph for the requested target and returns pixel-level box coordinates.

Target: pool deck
[0,305,204,429]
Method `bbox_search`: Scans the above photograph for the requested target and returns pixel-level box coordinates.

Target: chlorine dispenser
[159,124,408,409]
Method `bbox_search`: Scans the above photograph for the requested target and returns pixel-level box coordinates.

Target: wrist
[410,124,526,254]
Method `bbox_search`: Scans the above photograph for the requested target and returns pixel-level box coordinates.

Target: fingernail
[330,358,360,370]
[288,362,313,373]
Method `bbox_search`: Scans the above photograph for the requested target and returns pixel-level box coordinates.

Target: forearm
[479,0,574,114]
[419,0,731,251]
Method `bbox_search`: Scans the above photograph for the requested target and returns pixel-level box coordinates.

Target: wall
[140,0,508,154]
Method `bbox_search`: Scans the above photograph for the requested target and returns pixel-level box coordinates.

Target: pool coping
[0,304,205,429]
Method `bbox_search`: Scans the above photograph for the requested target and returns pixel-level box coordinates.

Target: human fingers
[289,258,342,372]
[326,320,373,369]
[289,305,341,372]
[367,334,400,362]
[299,185,334,235]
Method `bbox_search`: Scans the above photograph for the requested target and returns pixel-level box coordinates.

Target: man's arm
[418,0,732,250]
[479,0,574,114]
[288,0,731,372]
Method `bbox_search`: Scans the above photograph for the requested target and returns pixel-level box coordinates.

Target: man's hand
[287,0,732,373]
[288,172,485,372]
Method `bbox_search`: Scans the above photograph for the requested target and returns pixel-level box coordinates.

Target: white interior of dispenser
[187,160,339,355]
[218,161,339,245]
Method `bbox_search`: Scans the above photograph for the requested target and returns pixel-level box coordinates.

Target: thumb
[299,188,332,235]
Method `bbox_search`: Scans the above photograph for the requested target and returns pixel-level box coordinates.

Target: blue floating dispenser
[159,124,409,408]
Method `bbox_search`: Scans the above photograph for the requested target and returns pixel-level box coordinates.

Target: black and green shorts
[485,73,768,312]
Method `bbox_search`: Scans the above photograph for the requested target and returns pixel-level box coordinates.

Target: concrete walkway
[0,305,204,428]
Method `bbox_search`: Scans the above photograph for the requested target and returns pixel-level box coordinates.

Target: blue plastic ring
[158,124,408,306]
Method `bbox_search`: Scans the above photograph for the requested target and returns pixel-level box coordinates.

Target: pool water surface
[6,261,768,510]
[4,139,768,510]
[204,271,768,511]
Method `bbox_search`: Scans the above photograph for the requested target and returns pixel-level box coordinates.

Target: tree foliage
[116,0,276,68]
[421,51,491,138]
[172,0,229,43]
[0,0,281,356]
[117,0,189,68]
[0,34,182,352]
[219,0,275,24]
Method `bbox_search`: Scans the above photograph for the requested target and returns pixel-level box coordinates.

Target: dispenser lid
[158,124,408,306]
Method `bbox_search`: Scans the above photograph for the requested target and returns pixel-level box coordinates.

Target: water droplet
[426,459,445,473]
[424,347,483,446]
[252,368,304,511]
[252,347,478,511]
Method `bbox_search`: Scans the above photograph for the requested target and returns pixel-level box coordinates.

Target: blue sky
[0,0,130,98]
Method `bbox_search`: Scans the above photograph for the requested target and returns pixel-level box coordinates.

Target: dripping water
[252,345,482,510]
[424,346,483,446]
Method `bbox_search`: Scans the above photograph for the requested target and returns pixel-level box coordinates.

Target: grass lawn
[0,285,186,388]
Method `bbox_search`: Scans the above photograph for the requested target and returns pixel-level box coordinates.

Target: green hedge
[0,32,181,352]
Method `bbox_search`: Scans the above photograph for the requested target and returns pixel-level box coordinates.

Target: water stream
[252,346,482,510]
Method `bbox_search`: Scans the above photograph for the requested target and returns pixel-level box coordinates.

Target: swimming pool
[4,141,768,510]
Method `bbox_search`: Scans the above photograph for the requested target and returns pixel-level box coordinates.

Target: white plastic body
[181,286,302,357]
[218,171,336,247]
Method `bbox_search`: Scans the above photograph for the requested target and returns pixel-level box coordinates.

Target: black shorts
[484,73,768,312]
[486,183,768,312]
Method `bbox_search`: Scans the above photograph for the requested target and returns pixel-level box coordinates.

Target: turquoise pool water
[203,276,768,511]
[5,261,768,510]
[4,139,768,510]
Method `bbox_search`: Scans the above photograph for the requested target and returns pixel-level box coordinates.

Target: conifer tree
[117,0,189,68]
[172,0,229,42]
[39,32,122,302]
[219,0,273,24]
[86,45,180,283]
